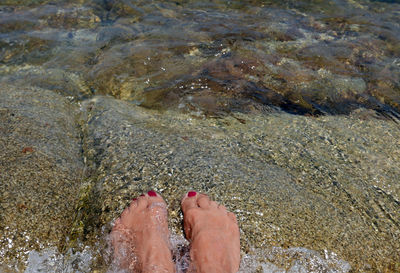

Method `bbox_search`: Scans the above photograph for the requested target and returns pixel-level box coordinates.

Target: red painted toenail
[140,194,145,197]
[132,198,137,201]
[188,191,197,197]
[148,190,157,197]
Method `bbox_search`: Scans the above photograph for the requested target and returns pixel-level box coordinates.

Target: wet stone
[1,0,400,271]
[0,65,91,100]
[72,96,399,272]
[74,96,298,242]
[0,85,84,270]
[2,0,400,118]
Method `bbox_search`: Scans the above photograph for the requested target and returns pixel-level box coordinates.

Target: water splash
[18,239,350,273]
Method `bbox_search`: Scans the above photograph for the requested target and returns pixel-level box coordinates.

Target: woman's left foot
[110,191,175,273]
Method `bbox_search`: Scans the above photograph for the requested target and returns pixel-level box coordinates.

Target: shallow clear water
[21,235,352,273]
[1,0,400,272]
[1,0,400,117]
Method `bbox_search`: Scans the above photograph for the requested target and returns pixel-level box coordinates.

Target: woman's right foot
[181,192,240,273]
[111,191,175,273]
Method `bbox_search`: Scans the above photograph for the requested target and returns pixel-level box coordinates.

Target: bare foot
[181,192,240,273]
[111,191,175,273]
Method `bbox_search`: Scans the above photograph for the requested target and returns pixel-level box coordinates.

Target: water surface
[1,0,400,272]
[1,0,400,117]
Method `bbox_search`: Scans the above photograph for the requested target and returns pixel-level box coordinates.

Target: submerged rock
[1,0,400,271]
[0,65,91,100]
[0,85,84,271]
[0,90,399,272]
[71,96,399,272]
[2,0,399,118]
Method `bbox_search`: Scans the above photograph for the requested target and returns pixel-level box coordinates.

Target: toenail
[148,190,157,197]
[188,191,197,197]
[140,194,145,197]
[132,198,137,201]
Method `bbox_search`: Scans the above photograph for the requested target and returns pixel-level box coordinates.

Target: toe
[115,196,142,228]
[217,204,227,211]
[146,190,167,208]
[128,198,139,208]
[181,191,199,212]
[137,194,148,210]
[197,194,211,208]
[113,217,122,229]
[119,205,131,220]
[228,212,237,223]
[210,201,219,208]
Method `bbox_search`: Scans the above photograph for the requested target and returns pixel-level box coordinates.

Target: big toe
[144,191,169,231]
[114,191,168,230]
[145,190,167,208]
[181,191,199,212]
[181,191,214,212]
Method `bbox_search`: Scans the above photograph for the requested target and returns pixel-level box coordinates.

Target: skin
[181,192,241,273]
[110,191,240,273]
[110,192,175,272]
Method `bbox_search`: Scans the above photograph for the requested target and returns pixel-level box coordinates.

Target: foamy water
[16,231,350,273]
